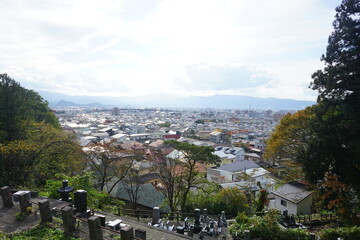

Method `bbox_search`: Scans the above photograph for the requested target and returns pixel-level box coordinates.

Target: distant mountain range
[38,91,315,110]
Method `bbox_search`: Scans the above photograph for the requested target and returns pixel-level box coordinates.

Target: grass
[1,225,77,240]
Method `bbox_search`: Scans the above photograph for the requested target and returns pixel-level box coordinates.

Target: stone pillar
[18,192,31,213]
[120,225,134,240]
[61,206,76,235]
[309,233,316,240]
[74,190,87,213]
[194,208,200,226]
[244,229,250,240]
[135,229,146,240]
[38,199,52,223]
[221,211,227,227]
[88,215,103,240]
[152,206,160,225]
[203,208,208,224]
[0,186,13,207]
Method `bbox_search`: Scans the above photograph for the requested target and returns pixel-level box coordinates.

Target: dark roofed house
[114,183,166,211]
[270,183,313,215]
[216,160,260,172]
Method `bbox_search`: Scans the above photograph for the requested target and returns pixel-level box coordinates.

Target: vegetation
[154,140,220,212]
[229,211,309,240]
[0,225,77,240]
[84,139,142,194]
[319,226,360,240]
[0,74,84,187]
[42,172,125,214]
[158,121,171,127]
[185,184,254,216]
[265,0,360,224]
[165,140,220,211]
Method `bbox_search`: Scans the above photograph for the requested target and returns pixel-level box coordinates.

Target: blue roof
[216,160,259,172]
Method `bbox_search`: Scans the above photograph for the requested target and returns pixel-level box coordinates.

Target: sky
[0,0,340,101]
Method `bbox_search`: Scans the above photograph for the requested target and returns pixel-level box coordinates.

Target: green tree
[0,73,59,142]
[164,140,220,211]
[305,0,360,196]
[186,184,253,216]
[0,122,84,187]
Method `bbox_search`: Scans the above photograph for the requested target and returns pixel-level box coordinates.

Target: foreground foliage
[186,184,253,216]
[0,74,84,187]
[0,225,77,240]
[229,211,308,240]
[43,172,125,214]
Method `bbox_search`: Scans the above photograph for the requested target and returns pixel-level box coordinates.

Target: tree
[305,0,360,196]
[121,171,143,210]
[84,140,143,194]
[186,184,254,216]
[0,73,59,142]
[264,107,315,181]
[0,122,84,187]
[161,140,220,211]
[154,153,185,212]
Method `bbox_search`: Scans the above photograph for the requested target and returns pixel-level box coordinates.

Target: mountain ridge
[38,91,315,110]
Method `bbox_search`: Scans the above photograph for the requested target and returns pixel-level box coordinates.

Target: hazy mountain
[38,91,315,110]
[52,100,114,108]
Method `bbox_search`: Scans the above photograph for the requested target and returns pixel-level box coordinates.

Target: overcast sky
[0,0,340,100]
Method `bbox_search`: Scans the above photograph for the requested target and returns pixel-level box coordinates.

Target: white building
[207,160,275,193]
[270,184,312,215]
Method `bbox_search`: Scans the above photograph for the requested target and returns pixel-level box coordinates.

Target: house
[270,183,312,215]
[207,160,275,193]
[209,131,225,143]
[244,152,261,162]
[215,146,245,162]
[113,183,166,211]
[111,133,127,142]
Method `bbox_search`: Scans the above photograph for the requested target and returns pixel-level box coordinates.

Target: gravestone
[152,206,160,225]
[193,208,203,234]
[74,189,87,213]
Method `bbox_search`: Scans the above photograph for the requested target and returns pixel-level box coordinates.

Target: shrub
[319,226,360,240]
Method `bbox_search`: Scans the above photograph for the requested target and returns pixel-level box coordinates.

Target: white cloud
[0,0,340,101]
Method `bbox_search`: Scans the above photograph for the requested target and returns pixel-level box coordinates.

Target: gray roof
[115,183,165,209]
[216,160,259,172]
[272,184,311,204]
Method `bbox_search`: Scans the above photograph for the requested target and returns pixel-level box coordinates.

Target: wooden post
[136,209,140,221]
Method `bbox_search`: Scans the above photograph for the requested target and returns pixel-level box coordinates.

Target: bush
[229,210,309,240]
[319,226,360,240]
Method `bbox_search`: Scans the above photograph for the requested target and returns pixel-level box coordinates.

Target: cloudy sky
[0,0,340,100]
